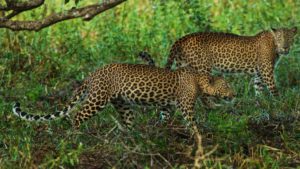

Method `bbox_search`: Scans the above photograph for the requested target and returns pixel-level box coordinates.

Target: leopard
[164,27,297,96]
[12,63,234,130]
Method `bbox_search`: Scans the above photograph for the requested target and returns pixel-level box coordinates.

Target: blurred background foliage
[0,0,300,168]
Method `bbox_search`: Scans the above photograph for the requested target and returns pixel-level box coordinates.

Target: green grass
[1,0,300,168]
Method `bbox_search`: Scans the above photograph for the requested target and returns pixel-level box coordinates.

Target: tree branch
[0,0,45,19]
[0,0,44,12]
[0,0,126,31]
[5,0,45,11]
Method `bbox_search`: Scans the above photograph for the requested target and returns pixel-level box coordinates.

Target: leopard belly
[212,52,258,74]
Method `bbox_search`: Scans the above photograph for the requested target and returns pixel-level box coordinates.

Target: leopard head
[211,76,235,101]
[272,27,297,55]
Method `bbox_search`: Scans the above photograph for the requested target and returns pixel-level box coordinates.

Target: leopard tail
[12,83,88,122]
[138,51,155,66]
[165,46,177,69]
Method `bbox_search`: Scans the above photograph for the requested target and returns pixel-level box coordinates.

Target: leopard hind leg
[74,90,109,129]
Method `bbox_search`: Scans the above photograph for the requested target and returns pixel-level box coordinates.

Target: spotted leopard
[164,27,297,96]
[13,63,234,129]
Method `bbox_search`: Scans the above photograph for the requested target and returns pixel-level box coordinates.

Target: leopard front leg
[176,96,198,134]
[259,63,279,96]
[177,95,206,165]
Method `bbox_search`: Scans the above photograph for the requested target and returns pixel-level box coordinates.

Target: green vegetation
[1,0,300,168]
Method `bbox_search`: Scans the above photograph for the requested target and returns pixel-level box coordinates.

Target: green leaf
[75,0,80,5]
[65,0,70,4]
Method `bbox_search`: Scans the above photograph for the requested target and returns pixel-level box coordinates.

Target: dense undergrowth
[0,0,300,168]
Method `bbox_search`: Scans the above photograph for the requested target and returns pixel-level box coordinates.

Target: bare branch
[0,0,45,19]
[0,0,126,31]
[0,0,45,11]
